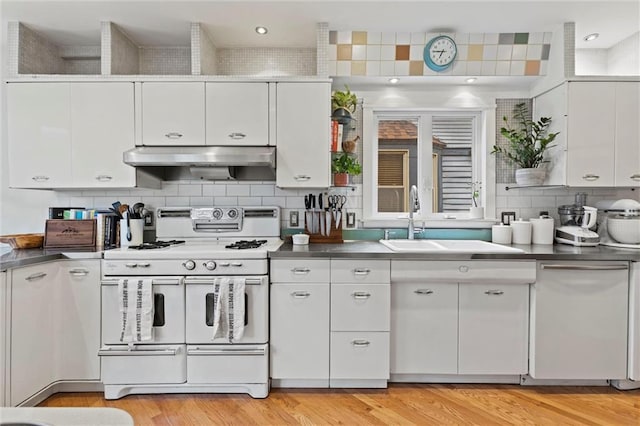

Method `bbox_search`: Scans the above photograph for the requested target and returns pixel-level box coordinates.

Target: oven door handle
[187,347,266,356]
[184,277,264,286]
[98,346,178,356]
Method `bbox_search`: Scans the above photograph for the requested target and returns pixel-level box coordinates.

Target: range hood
[123,146,276,181]
[123,146,276,168]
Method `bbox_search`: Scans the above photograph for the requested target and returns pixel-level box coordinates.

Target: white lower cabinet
[530,261,629,380]
[390,260,534,379]
[458,283,529,375]
[330,332,389,380]
[270,282,330,382]
[9,259,101,406]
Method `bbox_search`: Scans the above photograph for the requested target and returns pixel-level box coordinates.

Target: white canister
[492,224,512,244]
[511,219,532,244]
[530,216,555,244]
[120,216,144,247]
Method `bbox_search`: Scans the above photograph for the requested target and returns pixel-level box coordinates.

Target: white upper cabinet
[206,82,270,146]
[71,83,136,187]
[8,83,72,188]
[614,82,640,186]
[141,82,205,146]
[276,82,331,188]
[566,82,616,187]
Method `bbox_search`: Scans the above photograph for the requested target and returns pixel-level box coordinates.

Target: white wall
[608,31,640,76]
[575,49,608,75]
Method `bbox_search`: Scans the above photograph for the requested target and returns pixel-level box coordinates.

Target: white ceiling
[1,0,639,50]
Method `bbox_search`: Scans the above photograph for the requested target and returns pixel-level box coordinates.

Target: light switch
[289,211,299,227]
[346,212,356,228]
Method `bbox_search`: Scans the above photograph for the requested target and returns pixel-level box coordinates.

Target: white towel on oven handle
[118,278,154,343]
[211,277,246,342]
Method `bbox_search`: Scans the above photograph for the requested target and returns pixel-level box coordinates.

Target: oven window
[206,293,249,326]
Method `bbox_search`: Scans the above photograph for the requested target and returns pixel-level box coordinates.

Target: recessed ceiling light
[466,77,477,83]
[584,33,599,42]
[255,26,268,35]
[389,77,399,84]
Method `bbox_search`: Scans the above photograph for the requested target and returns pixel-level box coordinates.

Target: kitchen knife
[311,194,318,234]
[325,209,332,236]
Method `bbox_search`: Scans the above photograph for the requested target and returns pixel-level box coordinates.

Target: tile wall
[328,31,552,77]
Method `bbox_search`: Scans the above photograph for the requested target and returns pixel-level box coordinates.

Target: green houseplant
[491,102,559,186]
[331,152,362,186]
[331,85,358,124]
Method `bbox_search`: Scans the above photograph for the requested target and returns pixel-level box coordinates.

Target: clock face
[424,36,457,71]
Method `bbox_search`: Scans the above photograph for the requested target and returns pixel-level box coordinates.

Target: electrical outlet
[289,211,299,227]
[346,212,356,228]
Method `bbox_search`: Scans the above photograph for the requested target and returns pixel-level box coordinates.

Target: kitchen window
[362,108,487,225]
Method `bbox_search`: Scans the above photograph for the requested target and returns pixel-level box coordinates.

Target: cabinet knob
[484,290,504,295]
[95,175,113,182]
[228,132,246,139]
[165,132,183,139]
[32,176,49,182]
[294,175,311,181]
[582,174,600,181]
[459,265,469,273]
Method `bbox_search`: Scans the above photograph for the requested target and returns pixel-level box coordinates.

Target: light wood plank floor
[39,385,640,425]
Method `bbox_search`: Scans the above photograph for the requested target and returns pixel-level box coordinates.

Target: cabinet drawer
[331,260,390,284]
[330,332,389,380]
[187,344,268,384]
[331,284,390,332]
[271,259,330,283]
[99,344,186,385]
[392,260,535,284]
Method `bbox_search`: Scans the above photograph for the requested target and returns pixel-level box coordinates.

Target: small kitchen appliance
[555,205,600,246]
[595,199,640,249]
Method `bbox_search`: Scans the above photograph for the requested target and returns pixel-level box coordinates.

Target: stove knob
[227,208,238,219]
[182,260,196,271]
[212,208,223,220]
[203,260,217,271]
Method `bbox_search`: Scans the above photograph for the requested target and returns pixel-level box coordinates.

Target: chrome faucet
[408,185,420,239]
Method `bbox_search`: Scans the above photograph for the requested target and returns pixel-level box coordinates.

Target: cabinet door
[55,260,101,381]
[276,82,331,188]
[270,283,329,380]
[530,262,628,380]
[71,83,136,187]
[615,82,640,187]
[141,82,205,146]
[566,82,615,186]
[390,282,458,375]
[458,283,529,375]
[7,83,72,188]
[206,83,270,146]
[10,263,57,406]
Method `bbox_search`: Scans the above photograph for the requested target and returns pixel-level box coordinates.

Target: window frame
[362,106,493,228]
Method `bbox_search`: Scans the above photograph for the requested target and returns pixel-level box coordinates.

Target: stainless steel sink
[379,239,525,253]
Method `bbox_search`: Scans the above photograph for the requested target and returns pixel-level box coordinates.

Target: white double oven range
[100,206,283,399]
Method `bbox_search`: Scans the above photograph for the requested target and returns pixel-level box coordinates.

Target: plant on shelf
[491,102,559,186]
[331,85,358,124]
[331,152,362,186]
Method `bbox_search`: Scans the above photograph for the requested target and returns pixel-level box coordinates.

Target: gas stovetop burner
[225,239,268,250]
[128,240,185,250]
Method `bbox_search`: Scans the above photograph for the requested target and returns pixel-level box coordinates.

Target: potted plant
[491,102,559,186]
[331,85,358,124]
[331,152,362,186]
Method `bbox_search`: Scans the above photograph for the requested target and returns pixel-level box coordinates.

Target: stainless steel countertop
[0,247,103,271]
[270,241,640,261]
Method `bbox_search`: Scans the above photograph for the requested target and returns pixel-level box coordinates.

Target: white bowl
[607,217,640,244]
[292,234,310,245]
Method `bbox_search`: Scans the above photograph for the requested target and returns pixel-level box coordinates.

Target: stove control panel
[102,259,268,276]
[191,208,243,232]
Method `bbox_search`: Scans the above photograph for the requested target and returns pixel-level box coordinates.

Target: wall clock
[423,35,457,72]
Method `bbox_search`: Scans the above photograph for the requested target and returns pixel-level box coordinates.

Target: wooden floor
[39,385,640,425]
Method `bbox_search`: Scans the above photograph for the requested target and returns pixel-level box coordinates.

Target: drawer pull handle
[95,175,113,181]
[219,262,230,267]
[291,291,311,298]
[32,175,50,182]
[165,132,183,139]
[294,175,311,181]
[137,263,151,268]
[188,347,265,356]
[68,269,89,277]
[414,289,434,295]
[228,132,247,139]
[351,292,371,299]
[351,340,370,347]
[125,263,138,268]
[582,174,600,181]
[98,347,178,356]
[231,262,243,267]
[631,174,640,181]
[484,290,504,296]
[25,272,47,281]
[353,268,371,275]
[541,264,628,271]
[292,267,311,274]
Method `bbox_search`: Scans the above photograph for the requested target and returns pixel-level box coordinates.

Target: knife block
[305,210,344,243]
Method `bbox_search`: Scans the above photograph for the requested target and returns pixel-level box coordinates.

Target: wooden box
[44,219,97,248]
[305,210,344,244]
